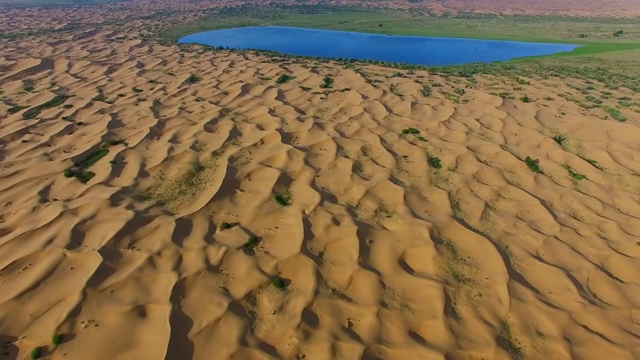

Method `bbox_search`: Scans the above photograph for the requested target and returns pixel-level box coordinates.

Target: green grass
[64,148,109,183]
[75,149,109,169]
[275,74,296,84]
[525,156,543,174]
[421,84,432,97]
[274,190,292,206]
[563,164,587,182]
[160,7,640,61]
[603,106,626,121]
[499,320,526,360]
[585,158,604,171]
[22,95,71,119]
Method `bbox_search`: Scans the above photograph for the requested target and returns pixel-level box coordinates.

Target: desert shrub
[402,127,420,135]
[188,74,202,83]
[421,84,432,96]
[274,190,292,206]
[553,134,566,146]
[320,76,334,88]
[271,276,286,289]
[275,74,295,84]
[428,155,442,169]
[525,156,543,173]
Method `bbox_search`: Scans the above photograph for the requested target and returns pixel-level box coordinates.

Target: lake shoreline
[178,26,579,66]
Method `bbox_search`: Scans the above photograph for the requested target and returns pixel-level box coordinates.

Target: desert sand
[0,3,640,360]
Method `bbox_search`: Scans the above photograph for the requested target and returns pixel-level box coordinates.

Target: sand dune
[0,15,640,360]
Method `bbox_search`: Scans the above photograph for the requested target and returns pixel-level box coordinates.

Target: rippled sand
[0,12,640,360]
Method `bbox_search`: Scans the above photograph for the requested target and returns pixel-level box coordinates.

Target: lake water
[178,26,579,66]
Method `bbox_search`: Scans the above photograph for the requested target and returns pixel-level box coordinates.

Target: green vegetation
[271,276,286,289]
[401,127,420,135]
[438,238,473,285]
[274,190,292,206]
[22,95,71,120]
[92,91,108,102]
[143,158,219,211]
[52,334,63,346]
[553,134,566,146]
[275,74,295,84]
[160,7,640,60]
[428,155,442,169]
[29,347,42,360]
[64,148,109,183]
[563,164,587,182]
[188,74,203,84]
[519,95,531,103]
[603,106,626,121]
[525,156,543,174]
[218,222,231,230]
[7,105,27,114]
[243,235,259,250]
[421,84,432,97]
[613,30,624,37]
[320,76,334,88]
[586,158,604,171]
[499,320,526,360]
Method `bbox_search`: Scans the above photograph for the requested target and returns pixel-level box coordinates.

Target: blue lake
[178,26,579,66]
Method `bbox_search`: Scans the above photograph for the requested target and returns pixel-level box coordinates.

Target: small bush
[603,106,626,122]
[63,168,75,178]
[218,222,231,231]
[75,171,96,183]
[421,85,432,97]
[30,347,41,360]
[563,164,587,182]
[243,235,259,250]
[92,92,108,102]
[52,334,63,346]
[274,190,292,207]
[320,76,334,89]
[428,156,442,169]
[553,134,566,146]
[401,127,420,135]
[613,30,624,37]
[525,156,543,174]
[275,74,295,84]
[271,276,286,289]
[520,95,531,103]
[188,74,202,84]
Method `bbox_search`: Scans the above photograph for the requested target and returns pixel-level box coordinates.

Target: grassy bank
[159,6,640,58]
